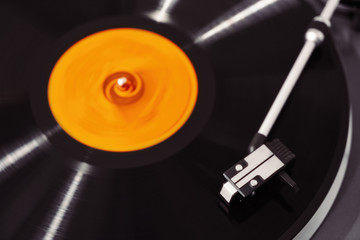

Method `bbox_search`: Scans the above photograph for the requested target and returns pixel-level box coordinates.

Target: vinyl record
[0,0,350,240]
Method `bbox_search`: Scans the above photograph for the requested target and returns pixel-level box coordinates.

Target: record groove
[0,0,350,239]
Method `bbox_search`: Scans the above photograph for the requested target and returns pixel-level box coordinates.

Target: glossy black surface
[314,11,360,239]
[0,0,350,239]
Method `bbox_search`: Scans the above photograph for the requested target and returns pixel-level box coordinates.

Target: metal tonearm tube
[220,0,340,204]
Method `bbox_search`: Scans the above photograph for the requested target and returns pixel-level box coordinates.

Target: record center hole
[103,71,144,104]
[117,77,130,90]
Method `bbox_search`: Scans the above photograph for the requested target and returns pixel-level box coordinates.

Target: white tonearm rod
[220,0,340,204]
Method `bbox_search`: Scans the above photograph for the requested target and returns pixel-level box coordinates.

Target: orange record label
[48,28,198,152]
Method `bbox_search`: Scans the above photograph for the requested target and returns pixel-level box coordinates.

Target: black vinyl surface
[0,0,350,239]
[314,10,360,240]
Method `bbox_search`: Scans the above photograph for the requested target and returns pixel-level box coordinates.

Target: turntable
[0,0,358,239]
